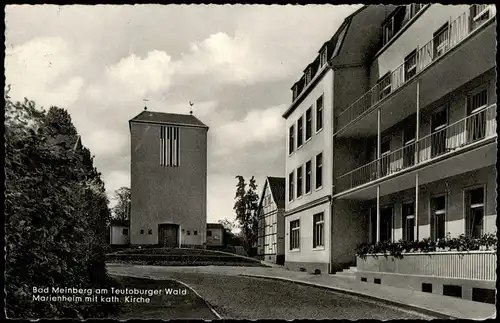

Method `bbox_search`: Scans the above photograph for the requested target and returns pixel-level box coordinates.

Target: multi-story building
[335,4,497,302]
[257,176,286,265]
[282,5,397,274]
[129,108,209,247]
[283,3,497,291]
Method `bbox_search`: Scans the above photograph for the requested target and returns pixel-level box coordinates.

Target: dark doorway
[158,224,179,247]
[370,207,377,244]
[380,207,393,242]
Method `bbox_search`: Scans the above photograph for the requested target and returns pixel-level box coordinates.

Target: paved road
[108,265,435,320]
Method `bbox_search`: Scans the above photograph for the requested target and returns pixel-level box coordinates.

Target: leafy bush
[356,232,497,260]
[5,93,117,319]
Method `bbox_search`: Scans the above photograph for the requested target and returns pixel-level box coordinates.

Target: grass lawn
[109,276,217,320]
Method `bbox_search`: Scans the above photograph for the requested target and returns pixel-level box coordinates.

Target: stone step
[334,270,356,277]
[349,266,358,271]
[333,273,355,279]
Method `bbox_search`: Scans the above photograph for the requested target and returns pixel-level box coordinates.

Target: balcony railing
[336,104,497,193]
[336,4,496,134]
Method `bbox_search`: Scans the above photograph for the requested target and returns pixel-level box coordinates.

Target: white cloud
[207,173,239,224]
[5,36,86,109]
[103,170,130,201]
[86,50,176,103]
[83,129,128,159]
[177,31,293,85]
[175,5,362,86]
[212,104,286,155]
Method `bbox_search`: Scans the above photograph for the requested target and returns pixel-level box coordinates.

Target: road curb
[239,274,457,320]
[109,272,222,320]
[169,278,223,320]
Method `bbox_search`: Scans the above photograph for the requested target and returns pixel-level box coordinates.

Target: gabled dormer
[257,176,286,216]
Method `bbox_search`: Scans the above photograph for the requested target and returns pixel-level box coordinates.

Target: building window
[313,213,324,248]
[194,231,198,235]
[160,126,180,167]
[290,220,300,250]
[187,231,191,235]
[207,230,212,237]
[404,49,417,80]
[305,68,312,85]
[316,153,323,189]
[297,166,303,198]
[316,95,324,132]
[431,195,446,240]
[320,48,328,66]
[467,88,488,114]
[403,4,424,25]
[306,107,312,141]
[433,23,450,59]
[297,116,304,147]
[383,19,394,45]
[288,171,294,201]
[378,73,392,100]
[333,25,348,57]
[140,229,144,234]
[305,160,312,194]
[289,124,295,154]
[122,228,129,235]
[466,88,488,142]
[382,7,406,45]
[148,229,152,235]
[402,202,415,241]
[470,5,494,31]
[292,85,299,101]
[465,187,485,238]
[431,106,448,157]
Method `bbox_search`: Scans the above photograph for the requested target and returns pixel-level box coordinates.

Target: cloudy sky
[5,4,361,224]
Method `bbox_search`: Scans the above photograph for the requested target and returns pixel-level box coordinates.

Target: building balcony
[335,104,496,196]
[335,4,496,138]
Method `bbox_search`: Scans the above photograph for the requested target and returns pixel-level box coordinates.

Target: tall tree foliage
[5,90,117,319]
[233,176,259,255]
[112,187,131,220]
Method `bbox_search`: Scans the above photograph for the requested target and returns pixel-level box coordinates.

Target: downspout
[328,60,335,274]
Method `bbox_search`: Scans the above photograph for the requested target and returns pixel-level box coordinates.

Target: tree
[112,187,131,220]
[218,218,238,233]
[5,92,117,319]
[233,176,260,256]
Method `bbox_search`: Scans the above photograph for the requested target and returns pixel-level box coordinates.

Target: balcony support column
[377,108,381,176]
[376,185,380,243]
[416,81,420,163]
[415,172,419,241]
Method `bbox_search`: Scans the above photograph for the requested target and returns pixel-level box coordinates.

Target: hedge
[355,233,497,260]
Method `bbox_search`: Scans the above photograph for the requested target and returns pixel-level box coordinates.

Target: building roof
[129,110,209,129]
[267,176,286,209]
[289,6,366,91]
[207,223,224,229]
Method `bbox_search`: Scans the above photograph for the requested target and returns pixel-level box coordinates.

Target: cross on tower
[143,99,149,110]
